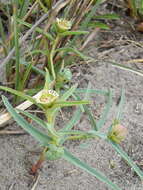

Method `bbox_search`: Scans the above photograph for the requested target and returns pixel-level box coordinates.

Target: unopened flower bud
[55,18,71,33]
[108,124,127,144]
[36,89,59,108]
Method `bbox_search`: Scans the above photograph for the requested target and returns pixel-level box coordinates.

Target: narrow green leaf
[0,85,36,104]
[75,88,108,96]
[88,22,110,29]
[108,140,143,180]
[59,130,90,136]
[96,89,113,130]
[44,68,51,90]
[60,83,92,144]
[81,0,103,29]
[18,109,59,138]
[116,89,125,121]
[17,109,47,128]
[60,84,78,101]
[94,14,120,20]
[129,0,138,17]
[19,0,30,18]
[59,108,82,145]
[2,96,52,145]
[53,100,90,108]
[17,18,54,41]
[84,105,97,131]
[30,49,49,56]
[20,61,45,76]
[63,149,121,190]
[88,130,107,139]
[71,0,103,44]
[56,47,93,61]
[74,91,97,131]
[59,30,89,36]
[21,61,33,90]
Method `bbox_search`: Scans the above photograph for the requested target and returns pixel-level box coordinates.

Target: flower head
[56,18,72,33]
[108,124,127,144]
[36,89,59,108]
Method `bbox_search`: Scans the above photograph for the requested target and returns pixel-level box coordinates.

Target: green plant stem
[49,35,60,80]
[67,134,95,141]
[45,109,60,144]
[45,109,55,124]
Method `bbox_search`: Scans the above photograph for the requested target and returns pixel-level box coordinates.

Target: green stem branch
[49,35,60,80]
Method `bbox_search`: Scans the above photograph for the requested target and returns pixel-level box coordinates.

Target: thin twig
[31,174,40,190]
[8,183,15,190]
[0,130,26,135]
[80,27,100,51]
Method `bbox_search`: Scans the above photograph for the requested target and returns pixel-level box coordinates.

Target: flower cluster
[108,123,127,144]
[56,18,72,33]
[36,89,59,108]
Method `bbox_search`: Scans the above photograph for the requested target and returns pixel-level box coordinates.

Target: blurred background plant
[125,0,143,19]
[0,0,119,103]
[1,0,143,189]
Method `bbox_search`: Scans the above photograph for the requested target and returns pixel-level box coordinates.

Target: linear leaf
[59,82,93,144]
[0,85,36,104]
[54,100,90,108]
[60,84,78,100]
[19,0,30,18]
[20,61,45,76]
[63,149,121,190]
[96,89,113,130]
[18,109,47,128]
[94,14,120,20]
[17,18,54,41]
[2,96,52,145]
[59,31,89,36]
[108,140,143,180]
[116,88,125,120]
[56,47,93,61]
[75,88,108,96]
[59,107,82,145]
[88,22,110,29]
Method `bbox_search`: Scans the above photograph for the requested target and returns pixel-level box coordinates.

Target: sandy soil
[1,2,143,190]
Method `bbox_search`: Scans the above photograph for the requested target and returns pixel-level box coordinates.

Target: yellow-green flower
[108,124,127,144]
[36,89,59,108]
[55,18,72,33]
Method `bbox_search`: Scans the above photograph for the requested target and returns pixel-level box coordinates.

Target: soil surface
[1,1,143,190]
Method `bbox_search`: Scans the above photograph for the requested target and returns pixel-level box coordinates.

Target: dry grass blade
[80,27,100,50]
[125,58,143,64]
[8,183,15,190]
[0,1,38,56]
[0,90,42,128]
[31,175,40,190]
[0,0,70,69]
[0,130,26,135]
